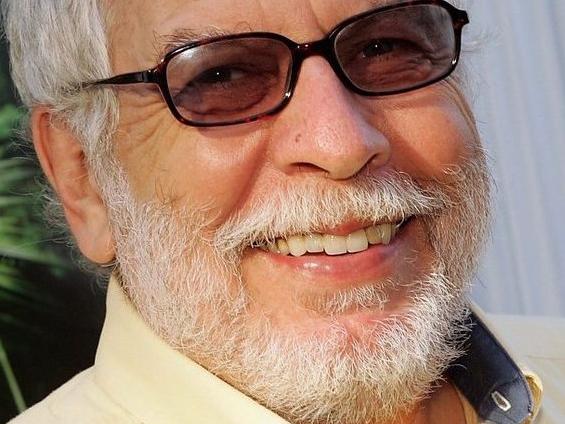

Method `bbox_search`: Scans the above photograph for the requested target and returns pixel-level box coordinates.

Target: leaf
[0,338,27,412]
[0,196,33,208]
[0,104,22,140]
[0,167,36,188]
[0,246,66,266]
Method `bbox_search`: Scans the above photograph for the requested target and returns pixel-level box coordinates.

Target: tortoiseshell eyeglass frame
[88,0,469,127]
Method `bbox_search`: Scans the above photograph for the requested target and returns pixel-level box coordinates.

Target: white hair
[1,0,120,273]
[1,0,118,154]
[112,156,490,424]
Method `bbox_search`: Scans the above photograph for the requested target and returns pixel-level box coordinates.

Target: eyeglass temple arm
[90,69,157,87]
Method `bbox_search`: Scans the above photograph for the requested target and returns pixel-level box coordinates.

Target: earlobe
[31,107,116,264]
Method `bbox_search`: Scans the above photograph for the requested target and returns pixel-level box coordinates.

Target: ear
[31,107,115,264]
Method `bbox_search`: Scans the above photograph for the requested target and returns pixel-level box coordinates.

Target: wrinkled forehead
[106,0,410,71]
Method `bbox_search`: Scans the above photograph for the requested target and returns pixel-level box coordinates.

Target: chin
[228,265,470,424]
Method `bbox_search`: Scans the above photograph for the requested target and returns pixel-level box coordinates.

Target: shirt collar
[94,275,288,424]
[94,275,542,424]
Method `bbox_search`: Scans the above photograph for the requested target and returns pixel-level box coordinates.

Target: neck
[400,381,467,424]
[344,380,466,424]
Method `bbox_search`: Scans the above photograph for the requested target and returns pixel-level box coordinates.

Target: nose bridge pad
[291,39,353,102]
[292,40,338,87]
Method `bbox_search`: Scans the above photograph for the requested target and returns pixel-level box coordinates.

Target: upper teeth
[261,223,399,257]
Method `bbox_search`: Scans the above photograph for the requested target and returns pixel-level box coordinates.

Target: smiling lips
[256,220,407,258]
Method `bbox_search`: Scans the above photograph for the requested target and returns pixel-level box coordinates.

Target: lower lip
[256,219,415,287]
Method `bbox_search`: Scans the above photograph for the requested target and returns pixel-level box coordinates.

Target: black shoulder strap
[447,313,534,424]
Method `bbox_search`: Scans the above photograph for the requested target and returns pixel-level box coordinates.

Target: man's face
[102,0,489,422]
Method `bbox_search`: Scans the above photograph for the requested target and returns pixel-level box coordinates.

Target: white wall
[466,1,565,316]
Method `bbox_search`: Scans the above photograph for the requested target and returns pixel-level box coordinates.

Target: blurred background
[467,1,565,316]
[0,0,564,421]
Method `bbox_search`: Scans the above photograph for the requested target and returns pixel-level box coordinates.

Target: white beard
[104,154,490,424]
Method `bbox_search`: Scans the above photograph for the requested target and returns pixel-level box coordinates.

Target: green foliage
[0,339,25,413]
[0,71,69,417]
[0,40,105,423]
[0,150,65,268]
[0,100,43,413]
[0,105,20,140]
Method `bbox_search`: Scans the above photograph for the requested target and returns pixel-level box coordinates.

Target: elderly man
[3,0,564,423]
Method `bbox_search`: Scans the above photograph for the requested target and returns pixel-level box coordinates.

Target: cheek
[116,110,268,225]
[157,132,267,221]
[385,91,478,181]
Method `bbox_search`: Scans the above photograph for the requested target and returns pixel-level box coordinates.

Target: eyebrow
[369,0,405,7]
[152,27,237,61]
[152,0,407,60]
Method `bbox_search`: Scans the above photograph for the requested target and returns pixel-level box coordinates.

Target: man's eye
[361,38,420,58]
[362,39,396,57]
[190,67,245,86]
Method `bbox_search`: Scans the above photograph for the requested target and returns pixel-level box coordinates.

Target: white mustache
[213,171,450,254]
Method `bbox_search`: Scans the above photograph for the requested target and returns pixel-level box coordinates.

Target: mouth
[243,215,422,317]
[252,217,413,258]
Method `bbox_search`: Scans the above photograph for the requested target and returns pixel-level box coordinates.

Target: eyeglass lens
[335,5,455,92]
[165,4,457,125]
[166,38,292,125]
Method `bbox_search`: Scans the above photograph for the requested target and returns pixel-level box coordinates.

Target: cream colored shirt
[8,277,565,424]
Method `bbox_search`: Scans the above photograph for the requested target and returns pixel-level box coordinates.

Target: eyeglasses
[91,0,468,127]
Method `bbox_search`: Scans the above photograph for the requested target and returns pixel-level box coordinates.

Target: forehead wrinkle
[367,0,405,7]
[151,25,249,62]
[149,0,436,62]
[365,0,462,10]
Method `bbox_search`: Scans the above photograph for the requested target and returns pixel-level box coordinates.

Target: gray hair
[2,0,117,155]
[2,0,120,274]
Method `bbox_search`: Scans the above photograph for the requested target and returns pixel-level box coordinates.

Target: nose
[269,57,391,180]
